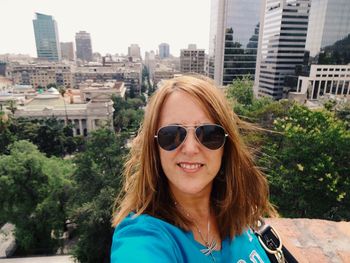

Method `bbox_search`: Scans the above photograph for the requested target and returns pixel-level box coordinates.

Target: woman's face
[157,90,224,199]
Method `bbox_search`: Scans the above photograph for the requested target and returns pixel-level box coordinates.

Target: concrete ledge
[266,218,350,263]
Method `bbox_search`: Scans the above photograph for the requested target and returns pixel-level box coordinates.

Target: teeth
[179,163,202,169]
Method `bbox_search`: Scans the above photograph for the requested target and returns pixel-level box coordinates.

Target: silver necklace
[174,201,218,261]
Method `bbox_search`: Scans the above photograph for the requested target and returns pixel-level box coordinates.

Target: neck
[172,192,211,218]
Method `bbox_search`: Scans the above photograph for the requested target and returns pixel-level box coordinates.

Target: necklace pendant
[200,238,217,256]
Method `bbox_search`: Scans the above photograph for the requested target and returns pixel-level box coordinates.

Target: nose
[180,128,200,154]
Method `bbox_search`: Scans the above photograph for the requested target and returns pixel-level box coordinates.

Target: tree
[226,75,254,106]
[7,117,83,157]
[69,128,128,263]
[7,100,17,115]
[259,105,350,220]
[0,111,15,154]
[0,140,74,254]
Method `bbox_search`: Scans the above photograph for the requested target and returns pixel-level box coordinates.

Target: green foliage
[323,99,337,111]
[4,117,83,157]
[6,100,17,115]
[335,101,350,123]
[112,96,144,133]
[226,75,254,106]
[0,140,75,254]
[69,128,128,263]
[259,105,350,220]
[226,82,350,220]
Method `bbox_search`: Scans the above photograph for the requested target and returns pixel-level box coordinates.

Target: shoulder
[111,213,182,263]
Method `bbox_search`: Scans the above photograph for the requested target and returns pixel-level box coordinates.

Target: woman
[111,75,276,262]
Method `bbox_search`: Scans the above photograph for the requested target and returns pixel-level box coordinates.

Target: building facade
[209,0,262,86]
[75,31,93,62]
[10,63,74,88]
[254,0,311,100]
[128,44,141,59]
[33,13,61,61]
[180,45,205,75]
[159,43,170,59]
[291,64,350,100]
[305,0,350,63]
[14,87,115,136]
[60,42,75,61]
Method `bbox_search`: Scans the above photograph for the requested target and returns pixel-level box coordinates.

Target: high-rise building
[209,0,262,86]
[33,13,61,61]
[75,31,93,62]
[128,44,141,59]
[159,43,170,59]
[0,62,6,76]
[289,0,350,102]
[254,0,311,100]
[180,44,205,74]
[60,42,75,61]
[305,0,350,64]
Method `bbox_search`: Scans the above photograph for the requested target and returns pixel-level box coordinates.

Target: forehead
[158,90,214,127]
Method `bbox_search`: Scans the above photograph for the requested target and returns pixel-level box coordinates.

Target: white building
[13,87,116,136]
[289,64,350,101]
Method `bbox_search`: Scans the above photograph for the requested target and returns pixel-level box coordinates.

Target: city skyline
[1,0,211,58]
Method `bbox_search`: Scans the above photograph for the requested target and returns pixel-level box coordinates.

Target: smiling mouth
[177,163,204,170]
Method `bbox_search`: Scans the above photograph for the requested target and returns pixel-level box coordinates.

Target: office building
[305,0,350,64]
[209,0,262,86]
[75,31,93,62]
[128,44,141,59]
[33,13,61,61]
[0,62,6,76]
[60,42,75,61]
[159,43,170,59]
[180,44,205,74]
[254,0,310,100]
[10,63,74,88]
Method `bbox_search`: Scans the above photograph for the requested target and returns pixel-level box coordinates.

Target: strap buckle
[255,219,285,263]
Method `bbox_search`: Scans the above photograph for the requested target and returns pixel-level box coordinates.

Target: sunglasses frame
[154,124,228,151]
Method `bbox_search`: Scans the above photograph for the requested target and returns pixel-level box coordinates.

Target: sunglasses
[155,124,228,151]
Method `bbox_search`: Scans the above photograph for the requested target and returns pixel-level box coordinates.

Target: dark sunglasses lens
[196,125,226,150]
[157,126,187,151]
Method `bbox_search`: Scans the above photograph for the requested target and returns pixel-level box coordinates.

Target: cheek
[159,150,175,171]
[211,150,224,173]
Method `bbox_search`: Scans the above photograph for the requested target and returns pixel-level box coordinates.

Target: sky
[1,0,211,58]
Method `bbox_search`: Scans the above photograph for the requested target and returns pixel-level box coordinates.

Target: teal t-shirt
[111,213,270,263]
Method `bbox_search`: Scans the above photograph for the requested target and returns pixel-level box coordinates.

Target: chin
[173,181,212,196]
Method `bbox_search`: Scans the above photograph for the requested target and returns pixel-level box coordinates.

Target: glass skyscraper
[159,43,170,59]
[209,0,262,86]
[33,13,61,61]
[305,0,350,63]
[75,31,93,62]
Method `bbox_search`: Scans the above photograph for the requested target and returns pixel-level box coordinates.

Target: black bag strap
[254,219,299,263]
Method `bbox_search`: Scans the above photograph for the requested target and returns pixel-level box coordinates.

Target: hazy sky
[1,0,211,57]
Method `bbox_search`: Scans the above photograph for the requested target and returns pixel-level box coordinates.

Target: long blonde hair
[112,75,276,238]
